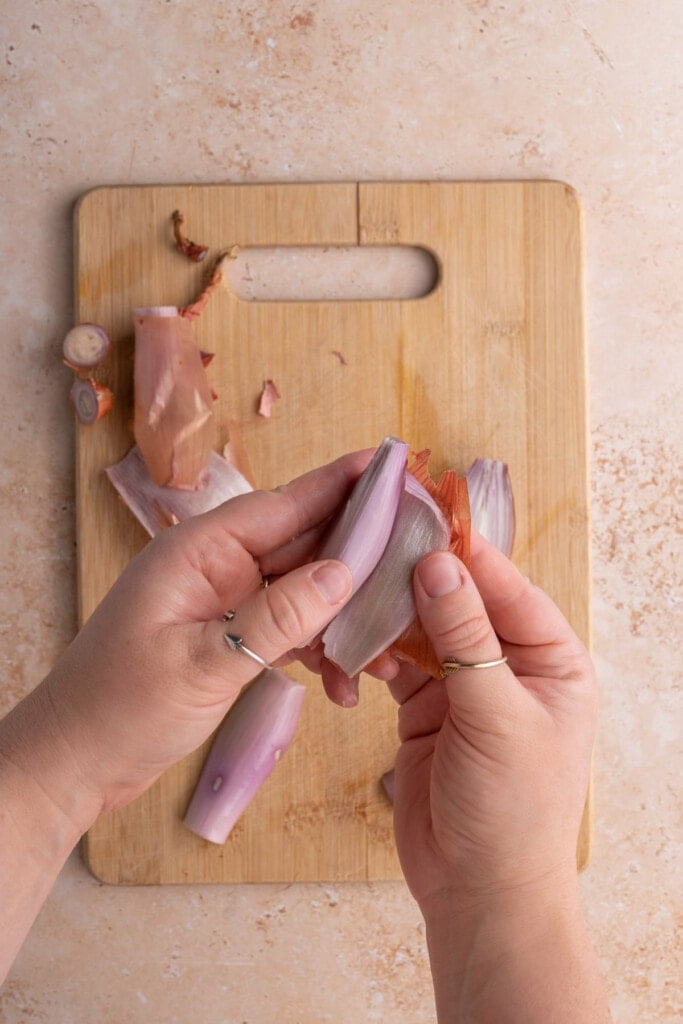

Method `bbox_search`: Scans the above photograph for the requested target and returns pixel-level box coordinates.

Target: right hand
[388,532,598,914]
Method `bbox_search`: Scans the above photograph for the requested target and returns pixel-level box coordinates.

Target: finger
[413,551,521,728]
[321,659,359,708]
[470,530,579,649]
[288,640,360,707]
[191,448,373,559]
[468,530,590,680]
[396,675,450,741]
[186,559,353,696]
[386,662,430,704]
[259,519,332,577]
[364,652,400,682]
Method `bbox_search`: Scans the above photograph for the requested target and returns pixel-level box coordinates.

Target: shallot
[184,669,305,844]
[317,435,408,595]
[322,470,450,678]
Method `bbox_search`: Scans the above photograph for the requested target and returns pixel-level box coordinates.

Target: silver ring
[441,655,508,674]
[223,632,273,671]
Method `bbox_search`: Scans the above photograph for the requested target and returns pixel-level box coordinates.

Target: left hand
[35,451,367,824]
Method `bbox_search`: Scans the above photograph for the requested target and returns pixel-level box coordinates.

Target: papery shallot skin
[133,308,216,489]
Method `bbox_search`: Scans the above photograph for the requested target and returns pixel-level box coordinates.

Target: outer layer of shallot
[133,307,216,489]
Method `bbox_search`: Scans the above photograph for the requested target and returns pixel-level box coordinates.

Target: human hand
[389,531,598,914]
[28,451,369,829]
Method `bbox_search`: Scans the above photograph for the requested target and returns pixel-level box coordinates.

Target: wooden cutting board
[75,181,591,884]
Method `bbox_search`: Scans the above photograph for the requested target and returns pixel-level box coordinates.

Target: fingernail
[417,551,464,598]
[312,561,352,605]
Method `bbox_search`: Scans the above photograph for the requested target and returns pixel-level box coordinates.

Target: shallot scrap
[180,248,237,320]
[69,378,113,424]
[258,379,281,418]
[106,446,252,537]
[62,323,110,370]
[171,209,209,262]
[381,769,395,804]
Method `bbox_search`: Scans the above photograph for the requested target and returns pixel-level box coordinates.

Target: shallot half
[322,470,450,678]
[184,669,305,844]
[317,435,408,595]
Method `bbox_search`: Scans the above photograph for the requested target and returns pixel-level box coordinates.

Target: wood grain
[75,181,591,884]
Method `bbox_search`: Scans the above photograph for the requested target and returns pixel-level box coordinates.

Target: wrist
[0,682,104,983]
[0,679,104,842]
[421,875,610,1024]
[423,876,581,1019]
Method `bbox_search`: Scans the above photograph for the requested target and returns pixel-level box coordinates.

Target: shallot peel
[322,471,450,678]
[69,378,113,424]
[62,323,110,370]
[317,436,408,595]
[106,446,252,536]
[184,669,305,845]
[465,458,515,557]
[257,379,281,418]
[133,307,216,489]
[172,209,209,262]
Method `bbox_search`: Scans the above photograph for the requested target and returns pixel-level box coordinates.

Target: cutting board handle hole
[224,245,438,302]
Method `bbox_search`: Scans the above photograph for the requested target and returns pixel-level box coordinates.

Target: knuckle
[436,611,492,652]
[263,584,310,647]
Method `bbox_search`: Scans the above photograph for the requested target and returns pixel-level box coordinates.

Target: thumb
[191,560,354,694]
[413,551,520,728]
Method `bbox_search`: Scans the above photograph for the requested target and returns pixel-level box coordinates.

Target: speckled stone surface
[1,2,681,1021]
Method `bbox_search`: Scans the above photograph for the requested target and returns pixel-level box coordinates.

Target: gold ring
[441,655,507,674]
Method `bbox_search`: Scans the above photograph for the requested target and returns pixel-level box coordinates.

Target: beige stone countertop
[1,2,681,1021]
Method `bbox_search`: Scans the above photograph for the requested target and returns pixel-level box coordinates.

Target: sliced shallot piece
[69,378,113,424]
[184,669,305,845]
[106,446,252,537]
[465,458,515,557]
[133,306,216,489]
[62,323,110,370]
[322,471,450,678]
[317,435,408,594]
